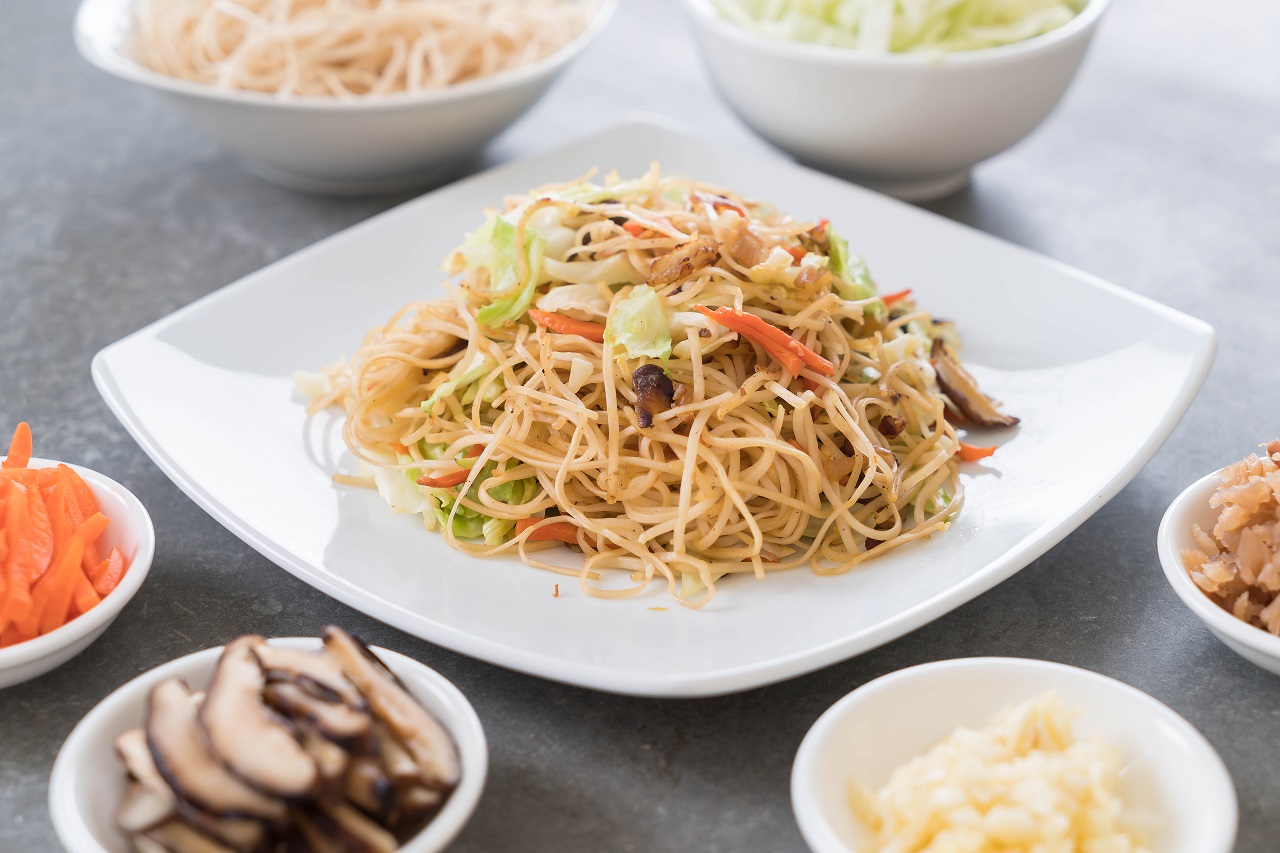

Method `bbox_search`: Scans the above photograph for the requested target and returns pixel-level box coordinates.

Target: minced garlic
[848,693,1151,852]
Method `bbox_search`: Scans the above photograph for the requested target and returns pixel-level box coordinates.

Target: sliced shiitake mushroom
[146,678,287,823]
[264,681,372,749]
[632,364,675,429]
[646,237,720,288]
[118,782,174,836]
[252,642,364,708]
[300,724,350,784]
[344,756,396,822]
[115,728,176,833]
[373,725,423,788]
[199,637,318,799]
[930,338,1020,428]
[319,801,398,853]
[141,820,235,853]
[321,627,460,790]
[394,785,443,823]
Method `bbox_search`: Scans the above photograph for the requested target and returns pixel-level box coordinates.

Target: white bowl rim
[791,656,1238,853]
[73,0,618,111]
[0,457,154,672]
[682,0,1112,66]
[48,636,488,853]
[1157,467,1280,658]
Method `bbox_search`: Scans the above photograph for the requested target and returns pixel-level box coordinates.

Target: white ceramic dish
[0,458,154,689]
[791,657,1237,853]
[49,636,487,853]
[92,117,1215,698]
[681,0,1110,201]
[1159,468,1280,675]
[73,0,617,194]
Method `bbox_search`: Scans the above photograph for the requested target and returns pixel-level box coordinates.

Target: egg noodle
[132,0,596,97]
[307,166,1014,606]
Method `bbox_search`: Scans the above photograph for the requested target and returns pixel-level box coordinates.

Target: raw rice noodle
[132,0,598,97]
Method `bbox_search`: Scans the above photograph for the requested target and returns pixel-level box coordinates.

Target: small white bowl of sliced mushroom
[48,628,486,853]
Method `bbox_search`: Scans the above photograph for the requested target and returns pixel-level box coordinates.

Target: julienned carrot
[528,308,607,343]
[417,470,470,489]
[622,221,648,238]
[783,245,807,264]
[882,288,913,306]
[91,548,126,597]
[516,517,593,547]
[36,513,109,635]
[0,426,130,647]
[695,306,837,378]
[957,442,998,462]
[2,423,31,469]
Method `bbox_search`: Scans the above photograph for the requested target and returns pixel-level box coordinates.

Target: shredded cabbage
[421,353,498,416]
[711,0,1086,54]
[606,285,672,361]
[449,214,546,328]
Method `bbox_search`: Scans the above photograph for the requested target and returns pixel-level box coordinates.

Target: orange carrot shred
[92,548,127,597]
[527,308,607,344]
[622,221,648,237]
[3,483,36,622]
[417,470,470,489]
[957,442,998,462]
[882,288,913,306]
[60,464,99,518]
[3,423,32,469]
[516,517,593,547]
[36,512,108,635]
[26,487,54,583]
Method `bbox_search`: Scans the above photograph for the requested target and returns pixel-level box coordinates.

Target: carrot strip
[36,512,108,636]
[882,288,913,306]
[464,444,484,458]
[60,464,99,518]
[957,442,998,462]
[35,468,61,501]
[72,570,102,617]
[783,245,807,264]
[516,518,593,546]
[0,623,31,648]
[3,423,32,469]
[417,470,470,489]
[26,486,54,583]
[528,308,607,344]
[695,306,837,377]
[3,483,36,622]
[622,221,648,237]
[92,548,127,597]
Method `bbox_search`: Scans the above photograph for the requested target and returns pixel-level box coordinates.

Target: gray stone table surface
[2,0,1279,849]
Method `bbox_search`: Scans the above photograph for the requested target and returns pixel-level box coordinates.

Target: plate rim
[92,115,1218,697]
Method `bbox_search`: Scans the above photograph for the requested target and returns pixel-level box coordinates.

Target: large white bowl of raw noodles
[74,0,616,193]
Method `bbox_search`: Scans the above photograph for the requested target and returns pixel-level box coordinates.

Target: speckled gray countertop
[3,0,1279,849]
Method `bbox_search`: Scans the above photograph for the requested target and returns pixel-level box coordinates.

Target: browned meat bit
[798,221,831,256]
[647,236,721,288]
[633,364,675,428]
[792,264,834,298]
[930,338,1020,428]
[721,217,769,267]
[878,414,907,439]
[1268,440,1280,459]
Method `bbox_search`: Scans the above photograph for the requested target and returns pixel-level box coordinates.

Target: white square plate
[93,118,1215,697]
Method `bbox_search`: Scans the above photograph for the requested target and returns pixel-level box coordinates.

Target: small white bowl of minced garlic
[791,658,1236,853]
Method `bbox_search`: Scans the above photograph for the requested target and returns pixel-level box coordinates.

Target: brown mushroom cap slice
[319,801,398,853]
[373,724,423,788]
[344,755,397,822]
[146,678,286,823]
[930,338,1020,428]
[142,820,235,853]
[251,642,364,708]
[264,681,372,749]
[173,802,267,853]
[118,782,174,836]
[395,784,443,822]
[115,728,177,833]
[300,724,350,784]
[321,627,460,790]
[199,637,318,799]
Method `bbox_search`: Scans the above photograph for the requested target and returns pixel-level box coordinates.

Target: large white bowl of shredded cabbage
[682,0,1110,200]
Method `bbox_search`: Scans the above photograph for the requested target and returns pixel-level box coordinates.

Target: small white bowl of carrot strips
[0,423,154,688]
